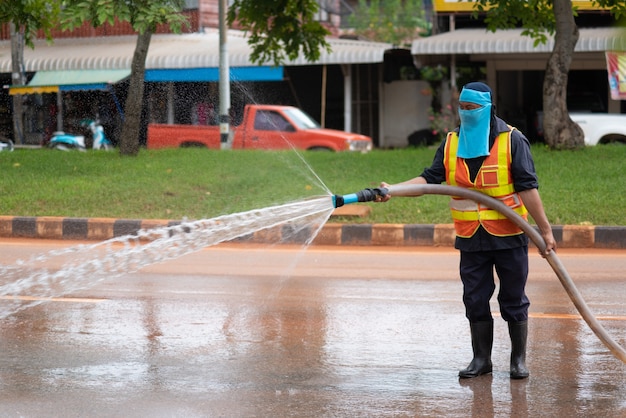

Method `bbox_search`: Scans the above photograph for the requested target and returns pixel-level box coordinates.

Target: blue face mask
[457,88,492,159]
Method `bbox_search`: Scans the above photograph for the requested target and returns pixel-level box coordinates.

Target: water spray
[332,184,626,364]
[0,197,335,319]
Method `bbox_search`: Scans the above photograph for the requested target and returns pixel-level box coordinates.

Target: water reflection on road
[0,243,624,417]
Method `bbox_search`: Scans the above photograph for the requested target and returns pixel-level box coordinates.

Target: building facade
[1,1,398,147]
[1,1,623,147]
[413,0,626,141]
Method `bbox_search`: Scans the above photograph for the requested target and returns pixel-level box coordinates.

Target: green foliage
[0,0,61,46]
[592,0,626,20]
[474,0,555,43]
[427,104,457,142]
[474,0,626,44]
[227,0,332,65]
[420,65,447,83]
[348,0,430,46]
[60,0,188,34]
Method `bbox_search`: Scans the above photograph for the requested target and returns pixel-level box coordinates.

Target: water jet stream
[0,196,334,319]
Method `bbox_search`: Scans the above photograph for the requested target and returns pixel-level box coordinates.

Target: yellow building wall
[433,0,606,13]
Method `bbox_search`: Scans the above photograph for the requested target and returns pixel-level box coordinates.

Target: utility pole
[10,23,26,144]
[219,0,231,149]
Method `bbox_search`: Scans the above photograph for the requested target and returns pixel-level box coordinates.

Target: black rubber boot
[509,321,529,379]
[459,320,493,378]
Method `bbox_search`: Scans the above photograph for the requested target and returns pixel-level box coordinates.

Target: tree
[0,1,61,144]
[348,0,430,47]
[61,1,188,156]
[473,0,626,149]
[0,1,60,45]
[227,0,332,65]
[58,0,339,154]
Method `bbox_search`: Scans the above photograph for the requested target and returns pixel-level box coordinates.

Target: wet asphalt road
[0,239,625,417]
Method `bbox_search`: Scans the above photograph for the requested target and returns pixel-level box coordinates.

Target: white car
[533,91,626,145]
[534,111,626,146]
[569,113,626,146]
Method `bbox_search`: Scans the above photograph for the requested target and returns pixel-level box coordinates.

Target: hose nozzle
[332,187,388,208]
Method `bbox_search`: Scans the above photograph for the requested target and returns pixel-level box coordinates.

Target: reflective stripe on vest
[444,129,528,238]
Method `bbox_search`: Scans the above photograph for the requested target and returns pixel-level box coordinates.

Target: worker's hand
[539,230,557,258]
[376,182,391,202]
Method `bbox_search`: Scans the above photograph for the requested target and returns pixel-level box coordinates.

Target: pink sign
[606,51,626,100]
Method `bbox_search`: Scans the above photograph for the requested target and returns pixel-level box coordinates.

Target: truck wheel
[307,146,333,152]
[600,134,626,144]
[180,142,206,148]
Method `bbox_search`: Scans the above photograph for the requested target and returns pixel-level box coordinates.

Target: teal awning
[144,66,283,82]
[9,69,131,95]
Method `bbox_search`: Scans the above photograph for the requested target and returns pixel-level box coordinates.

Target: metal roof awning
[143,30,390,67]
[145,66,284,82]
[9,69,131,95]
[411,27,626,56]
[0,29,392,75]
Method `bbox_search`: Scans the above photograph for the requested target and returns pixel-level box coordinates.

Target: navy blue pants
[459,246,530,323]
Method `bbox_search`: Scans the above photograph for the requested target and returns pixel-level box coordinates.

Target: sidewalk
[1,212,624,248]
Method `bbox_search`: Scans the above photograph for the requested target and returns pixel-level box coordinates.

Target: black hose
[387,183,626,364]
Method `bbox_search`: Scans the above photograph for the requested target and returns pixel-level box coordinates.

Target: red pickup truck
[147,104,373,152]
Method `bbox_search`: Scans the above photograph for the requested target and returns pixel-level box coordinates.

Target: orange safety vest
[443,128,528,238]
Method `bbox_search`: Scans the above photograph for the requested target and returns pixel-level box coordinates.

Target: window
[184,0,198,10]
[254,110,293,131]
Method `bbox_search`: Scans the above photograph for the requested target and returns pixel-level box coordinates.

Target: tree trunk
[119,30,152,156]
[10,24,26,144]
[542,0,584,149]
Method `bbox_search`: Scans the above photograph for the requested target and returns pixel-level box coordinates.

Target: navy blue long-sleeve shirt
[420,117,539,252]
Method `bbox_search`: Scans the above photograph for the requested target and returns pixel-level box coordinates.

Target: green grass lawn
[1,144,624,226]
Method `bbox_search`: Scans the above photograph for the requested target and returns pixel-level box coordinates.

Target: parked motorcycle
[49,119,113,151]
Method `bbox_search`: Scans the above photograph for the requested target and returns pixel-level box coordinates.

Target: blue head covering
[457,82,493,159]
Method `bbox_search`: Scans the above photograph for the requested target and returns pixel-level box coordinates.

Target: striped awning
[411,27,626,55]
[0,29,392,74]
